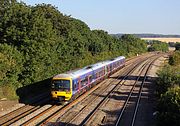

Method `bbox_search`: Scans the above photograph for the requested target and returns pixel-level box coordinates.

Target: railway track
[19,54,152,126]
[0,53,161,126]
[0,93,50,126]
[33,54,159,126]
[56,56,154,126]
[72,55,161,126]
[114,56,159,126]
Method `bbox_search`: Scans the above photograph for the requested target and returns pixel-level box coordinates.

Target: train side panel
[71,64,106,99]
[72,71,94,98]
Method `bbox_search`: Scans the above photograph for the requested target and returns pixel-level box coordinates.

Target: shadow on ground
[16,78,52,106]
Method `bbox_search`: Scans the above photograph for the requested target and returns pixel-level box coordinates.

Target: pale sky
[20,0,180,35]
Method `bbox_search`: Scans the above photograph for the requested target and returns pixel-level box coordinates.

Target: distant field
[141,38,180,43]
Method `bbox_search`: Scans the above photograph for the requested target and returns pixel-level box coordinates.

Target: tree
[148,40,168,52]
[120,34,147,56]
[169,51,180,66]
[175,43,180,51]
[0,43,23,99]
[0,1,149,99]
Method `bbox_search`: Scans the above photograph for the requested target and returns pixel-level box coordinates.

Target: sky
[19,0,180,35]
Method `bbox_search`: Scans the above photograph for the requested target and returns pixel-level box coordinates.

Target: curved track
[37,53,160,126]
[0,53,164,126]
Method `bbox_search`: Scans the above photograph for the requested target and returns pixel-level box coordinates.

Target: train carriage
[71,67,94,98]
[51,66,94,101]
[51,56,125,102]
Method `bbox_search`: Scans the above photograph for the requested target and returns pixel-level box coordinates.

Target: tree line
[0,0,150,99]
[112,33,180,38]
[147,40,169,52]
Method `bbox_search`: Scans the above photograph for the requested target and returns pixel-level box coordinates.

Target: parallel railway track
[115,56,159,126]
[37,54,159,126]
[65,57,155,126]
[22,54,152,125]
[78,56,161,126]
[0,93,50,126]
[0,53,163,126]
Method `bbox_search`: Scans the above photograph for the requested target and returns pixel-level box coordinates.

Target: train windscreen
[52,80,70,91]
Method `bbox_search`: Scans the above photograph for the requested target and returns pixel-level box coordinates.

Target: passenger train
[51,56,125,102]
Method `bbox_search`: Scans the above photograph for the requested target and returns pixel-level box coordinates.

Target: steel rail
[0,95,50,126]
[26,54,154,126]
[78,55,157,126]
[64,58,144,126]
[130,56,160,126]
[115,55,161,126]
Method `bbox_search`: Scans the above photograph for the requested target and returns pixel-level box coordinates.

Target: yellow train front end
[51,77,72,102]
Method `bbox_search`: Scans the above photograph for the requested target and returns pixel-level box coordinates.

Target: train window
[81,76,88,87]
[81,79,85,86]
[73,83,77,90]
[52,80,70,91]
[81,79,85,87]
[101,70,104,75]
[85,76,88,83]
[96,73,98,78]
[89,75,92,82]
[93,73,95,79]
[99,71,101,76]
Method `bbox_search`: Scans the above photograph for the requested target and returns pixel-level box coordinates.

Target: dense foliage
[147,40,169,52]
[0,0,148,99]
[157,87,180,126]
[156,51,180,126]
[175,42,180,50]
[169,51,180,66]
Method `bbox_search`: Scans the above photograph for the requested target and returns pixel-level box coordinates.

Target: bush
[156,65,180,95]
[169,51,180,66]
[0,84,18,100]
[148,40,169,52]
[157,87,180,126]
[175,43,180,50]
[156,51,180,126]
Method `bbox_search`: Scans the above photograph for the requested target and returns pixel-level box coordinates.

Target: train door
[78,77,81,92]
[110,63,113,73]
[105,66,107,76]
[88,74,93,86]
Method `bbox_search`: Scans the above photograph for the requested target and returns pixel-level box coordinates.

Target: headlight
[66,91,71,94]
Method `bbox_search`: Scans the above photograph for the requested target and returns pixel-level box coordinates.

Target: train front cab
[51,78,72,102]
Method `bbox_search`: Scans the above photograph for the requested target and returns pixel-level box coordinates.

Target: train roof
[53,74,71,79]
[53,68,92,79]
[70,61,108,78]
[90,62,106,70]
[112,56,125,61]
[53,62,105,79]
[53,56,125,80]
[103,56,125,65]
[70,67,93,78]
